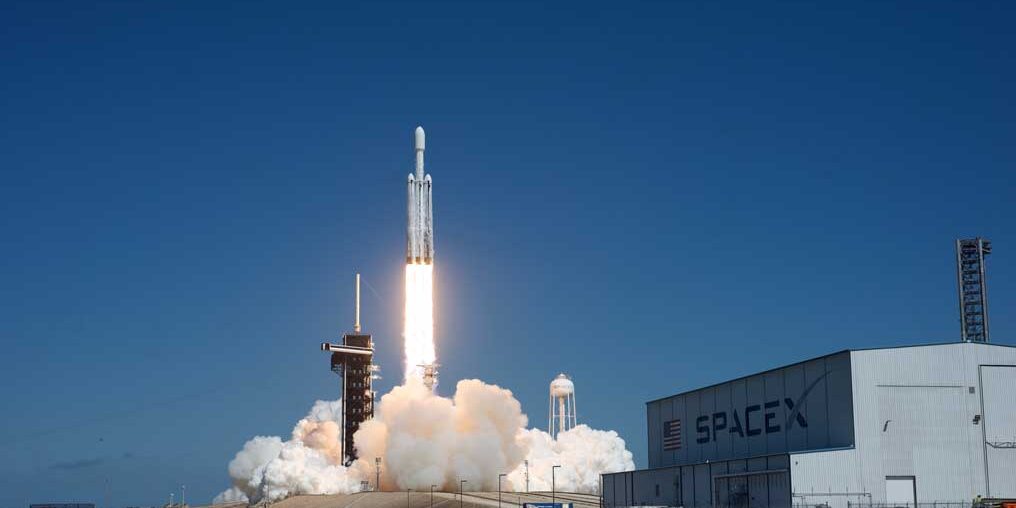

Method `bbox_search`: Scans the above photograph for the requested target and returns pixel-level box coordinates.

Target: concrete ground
[263,491,601,508]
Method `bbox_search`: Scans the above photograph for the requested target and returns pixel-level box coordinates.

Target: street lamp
[460,480,467,508]
[551,465,561,506]
[498,474,507,508]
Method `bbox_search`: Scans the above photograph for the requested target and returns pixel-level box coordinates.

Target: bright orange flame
[404,263,435,382]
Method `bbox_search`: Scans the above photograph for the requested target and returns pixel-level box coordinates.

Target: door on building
[714,471,789,508]
[981,365,1016,498]
[885,476,916,507]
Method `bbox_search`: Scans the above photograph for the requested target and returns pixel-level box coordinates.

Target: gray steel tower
[956,237,992,342]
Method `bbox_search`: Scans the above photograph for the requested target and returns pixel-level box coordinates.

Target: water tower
[548,373,577,438]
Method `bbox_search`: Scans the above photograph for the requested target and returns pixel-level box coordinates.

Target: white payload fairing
[407,126,434,264]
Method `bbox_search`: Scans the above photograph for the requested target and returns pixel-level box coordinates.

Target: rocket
[406,126,434,264]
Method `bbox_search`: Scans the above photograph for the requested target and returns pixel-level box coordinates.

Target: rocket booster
[407,126,434,264]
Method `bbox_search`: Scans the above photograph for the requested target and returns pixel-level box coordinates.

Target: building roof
[645,340,1014,405]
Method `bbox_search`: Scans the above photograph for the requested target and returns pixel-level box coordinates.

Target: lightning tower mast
[956,238,992,343]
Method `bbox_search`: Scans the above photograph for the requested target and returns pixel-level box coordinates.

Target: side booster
[407,126,434,264]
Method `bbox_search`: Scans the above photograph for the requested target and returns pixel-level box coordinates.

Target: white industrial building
[602,342,1016,508]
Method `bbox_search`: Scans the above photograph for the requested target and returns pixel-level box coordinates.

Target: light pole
[460,480,467,508]
[431,485,437,508]
[375,457,382,492]
[498,474,507,508]
[551,465,561,506]
[524,460,529,493]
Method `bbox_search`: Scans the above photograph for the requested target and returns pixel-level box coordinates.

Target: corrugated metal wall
[981,365,1016,498]
[876,385,972,500]
[805,343,1016,503]
[647,352,854,469]
[790,448,867,508]
[603,455,789,508]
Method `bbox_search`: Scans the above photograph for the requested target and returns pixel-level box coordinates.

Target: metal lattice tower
[320,274,380,464]
[956,238,992,342]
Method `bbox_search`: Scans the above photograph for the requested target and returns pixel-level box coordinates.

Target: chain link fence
[846,503,979,508]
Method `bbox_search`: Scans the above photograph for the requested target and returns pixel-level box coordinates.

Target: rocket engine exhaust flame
[404,263,435,383]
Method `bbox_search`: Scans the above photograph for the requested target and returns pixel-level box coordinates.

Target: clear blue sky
[1,1,1013,505]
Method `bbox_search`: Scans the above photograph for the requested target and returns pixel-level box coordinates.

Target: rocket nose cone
[415,126,425,151]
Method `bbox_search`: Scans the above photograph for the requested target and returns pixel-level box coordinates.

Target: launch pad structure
[321,274,379,464]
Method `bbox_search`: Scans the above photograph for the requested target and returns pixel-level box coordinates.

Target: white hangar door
[981,365,1016,498]
[885,476,916,507]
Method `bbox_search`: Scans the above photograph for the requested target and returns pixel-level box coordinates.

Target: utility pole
[498,474,507,508]
[551,465,561,506]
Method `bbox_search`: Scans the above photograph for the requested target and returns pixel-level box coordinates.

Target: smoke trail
[403,263,435,382]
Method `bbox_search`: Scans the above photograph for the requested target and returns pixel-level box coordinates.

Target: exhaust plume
[403,263,435,382]
[215,380,633,502]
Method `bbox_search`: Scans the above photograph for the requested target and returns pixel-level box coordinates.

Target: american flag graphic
[662,419,682,451]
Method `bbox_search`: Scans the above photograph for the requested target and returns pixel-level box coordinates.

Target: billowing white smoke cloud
[507,426,634,493]
[216,380,633,502]
[354,377,529,491]
[213,400,364,503]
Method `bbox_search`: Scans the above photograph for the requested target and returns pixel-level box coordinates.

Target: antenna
[354,273,361,333]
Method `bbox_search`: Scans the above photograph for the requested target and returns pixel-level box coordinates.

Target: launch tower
[320,274,379,464]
